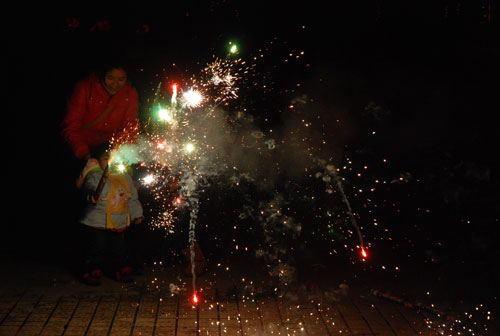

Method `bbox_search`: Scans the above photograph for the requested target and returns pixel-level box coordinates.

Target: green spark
[228,42,238,54]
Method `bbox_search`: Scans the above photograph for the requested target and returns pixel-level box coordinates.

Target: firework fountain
[103,39,494,335]
[107,41,368,300]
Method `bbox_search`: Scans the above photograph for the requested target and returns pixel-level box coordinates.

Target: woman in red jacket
[62,62,139,161]
[62,61,144,280]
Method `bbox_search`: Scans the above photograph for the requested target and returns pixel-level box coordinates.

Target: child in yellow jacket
[78,144,143,285]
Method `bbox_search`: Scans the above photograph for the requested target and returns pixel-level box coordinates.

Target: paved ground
[1,250,497,336]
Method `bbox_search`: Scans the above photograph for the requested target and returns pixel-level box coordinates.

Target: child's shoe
[115,266,133,283]
[82,269,103,286]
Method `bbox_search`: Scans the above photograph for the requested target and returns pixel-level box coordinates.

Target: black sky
[6,0,499,229]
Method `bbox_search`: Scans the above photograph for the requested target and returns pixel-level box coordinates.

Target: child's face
[99,152,110,170]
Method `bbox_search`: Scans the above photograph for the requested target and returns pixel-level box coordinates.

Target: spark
[192,293,199,304]
[184,142,196,153]
[156,141,166,150]
[182,88,204,108]
[171,83,178,104]
[228,42,238,54]
[116,163,126,172]
[142,174,155,185]
[361,247,368,258]
[158,108,173,122]
[202,57,240,101]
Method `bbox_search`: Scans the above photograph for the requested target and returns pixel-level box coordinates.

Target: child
[77,144,143,285]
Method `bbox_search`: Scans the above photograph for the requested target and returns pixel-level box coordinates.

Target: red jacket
[62,74,139,159]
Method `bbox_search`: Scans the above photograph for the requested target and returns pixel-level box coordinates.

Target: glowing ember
[192,293,198,304]
[361,247,368,258]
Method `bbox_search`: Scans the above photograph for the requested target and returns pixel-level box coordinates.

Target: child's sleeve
[76,159,100,189]
[82,168,104,201]
[128,176,143,220]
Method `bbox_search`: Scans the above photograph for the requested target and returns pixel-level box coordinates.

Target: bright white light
[229,43,238,54]
[183,89,203,108]
[211,74,223,85]
[185,143,195,153]
[142,174,155,185]
[224,73,235,85]
[158,108,173,122]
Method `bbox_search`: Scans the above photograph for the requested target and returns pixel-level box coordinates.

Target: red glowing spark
[361,247,368,258]
[175,197,182,204]
[192,293,198,304]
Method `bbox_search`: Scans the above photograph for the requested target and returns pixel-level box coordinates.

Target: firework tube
[92,163,109,204]
[371,289,455,321]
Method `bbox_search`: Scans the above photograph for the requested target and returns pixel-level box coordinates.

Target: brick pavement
[0,255,495,335]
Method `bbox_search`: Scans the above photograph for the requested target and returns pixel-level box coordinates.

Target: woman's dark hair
[95,56,131,82]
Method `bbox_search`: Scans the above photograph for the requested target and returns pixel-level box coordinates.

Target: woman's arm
[62,80,91,159]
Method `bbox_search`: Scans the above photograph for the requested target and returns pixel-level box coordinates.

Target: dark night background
[5,0,500,328]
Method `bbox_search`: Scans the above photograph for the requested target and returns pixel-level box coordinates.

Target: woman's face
[102,68,127,95]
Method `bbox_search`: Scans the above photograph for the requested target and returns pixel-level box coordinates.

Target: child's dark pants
[79,224,129,275]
